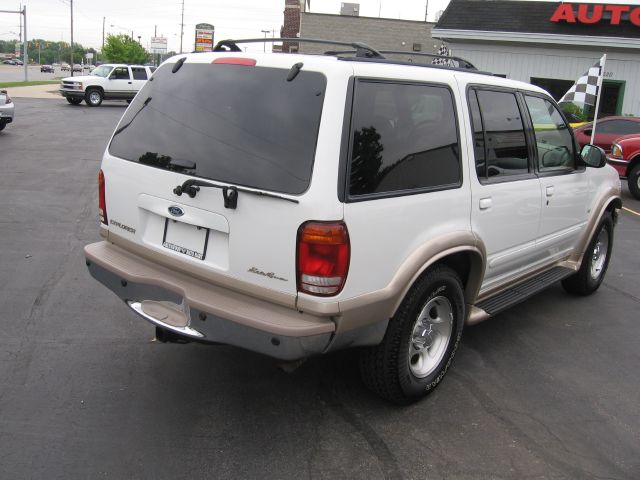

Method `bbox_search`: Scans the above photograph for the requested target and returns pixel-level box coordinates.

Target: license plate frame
[162,218,210,260]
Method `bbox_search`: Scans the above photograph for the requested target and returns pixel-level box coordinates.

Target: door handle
[546,186,555,197]
[479,197,492,210]
[128,81,132,84]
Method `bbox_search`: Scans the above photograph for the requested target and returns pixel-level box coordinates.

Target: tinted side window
[468,90,486,178]
[349,81,460,197]
[525,96,575,171]
[131,67,147,80]
[112,67,130,80]
[474,89,530,179]
[599,119,640,135]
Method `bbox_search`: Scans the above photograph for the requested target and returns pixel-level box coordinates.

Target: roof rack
[213,38,383,58]
[378,51,477,70]
[212,37,481,73]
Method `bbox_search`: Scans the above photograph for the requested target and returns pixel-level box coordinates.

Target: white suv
[59,64,156,106]
[85,40,621,403]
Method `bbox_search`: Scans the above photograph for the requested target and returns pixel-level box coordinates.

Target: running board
[476,267,574,317]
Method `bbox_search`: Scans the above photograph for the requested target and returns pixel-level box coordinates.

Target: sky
[0,0,449,53]
[0,0,637,54]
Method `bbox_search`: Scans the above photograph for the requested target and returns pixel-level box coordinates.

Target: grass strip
[0,80,60,88]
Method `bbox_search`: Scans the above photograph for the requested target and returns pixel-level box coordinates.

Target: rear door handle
[128,81,133,84]
[479,197,492,210]
[546,186,555,197]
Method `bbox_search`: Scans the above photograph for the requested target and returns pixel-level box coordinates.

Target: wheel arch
[626,154,640,177]
[85,85,104,94]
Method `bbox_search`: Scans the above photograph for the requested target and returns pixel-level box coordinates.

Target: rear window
[109,62,326,195]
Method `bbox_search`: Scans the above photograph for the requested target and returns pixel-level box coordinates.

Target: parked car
[59,64,155,106]
[573,116,640,153]
[2,59,15,65]
[607,134,640,199]
[83,64,93,70]
[72,64,82,72]
[84,40,621,404]
[13,59,23,65]
[61,63,70,71]
[40,64,54,73]
[0,89,15,131]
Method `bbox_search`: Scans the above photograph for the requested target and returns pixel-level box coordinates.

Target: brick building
[279,0,440,60]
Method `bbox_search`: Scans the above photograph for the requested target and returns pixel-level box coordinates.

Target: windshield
[91,65,112,77]
[109,62,326,195]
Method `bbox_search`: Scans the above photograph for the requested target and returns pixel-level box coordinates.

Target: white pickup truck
[59,64,156,107]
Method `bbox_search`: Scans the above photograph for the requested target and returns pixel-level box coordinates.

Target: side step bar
[476,267,574,317]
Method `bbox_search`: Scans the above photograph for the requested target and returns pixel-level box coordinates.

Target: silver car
[0,90,14,131]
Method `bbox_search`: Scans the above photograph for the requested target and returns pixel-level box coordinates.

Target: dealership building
[433,0,640,118]
[281,0,640,118]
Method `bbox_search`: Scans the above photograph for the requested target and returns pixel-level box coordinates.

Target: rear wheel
[85,88,103,107]
[359,265,465,404]
[562,214,613,295]
[0,120,6,131]
[628,164,640,200]
[66,97,83,105]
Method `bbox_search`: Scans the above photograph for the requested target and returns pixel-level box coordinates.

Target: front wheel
[66,97,83,105]
[84,88,103,107]
[628,164,640,200]
[359,265,465,404]
[562,214,613,295]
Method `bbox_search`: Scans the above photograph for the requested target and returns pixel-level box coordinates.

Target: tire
[562,214,613,296]
[84,88,103,107]
[66,97,83,105]
[628,164,640,200]
[359,265,465,404]
[0,120,6,131]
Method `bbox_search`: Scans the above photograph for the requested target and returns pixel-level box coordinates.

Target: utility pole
[102,16,105,62]
[23,5,27,81]
[179,0,185,54]
[261,30,269,52]
[424,0,429,21]
[70,0,74,77]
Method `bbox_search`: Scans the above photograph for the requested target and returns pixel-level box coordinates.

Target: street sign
[85,53,94,59]
[150,36,168,54]
[195,23,215,52]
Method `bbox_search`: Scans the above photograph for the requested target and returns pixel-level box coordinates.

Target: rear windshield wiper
[173,178,299,209]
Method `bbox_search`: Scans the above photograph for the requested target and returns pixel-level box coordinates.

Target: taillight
[98,169,108,225]
[5,94,11,105]
[297,222,350,296]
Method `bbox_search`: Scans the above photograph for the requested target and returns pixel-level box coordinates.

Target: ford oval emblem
[168,206,184,217]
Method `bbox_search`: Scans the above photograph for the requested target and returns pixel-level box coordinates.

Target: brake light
[297,222,350,296]
[212,57,256,66]
[5,94,11,105]
[98,169,108,225]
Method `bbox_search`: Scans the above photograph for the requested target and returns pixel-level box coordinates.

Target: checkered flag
[559,56,605,106]
[432,43,452,67]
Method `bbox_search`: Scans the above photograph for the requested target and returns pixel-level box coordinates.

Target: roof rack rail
[378,51,477,70]
[213,38,383,59]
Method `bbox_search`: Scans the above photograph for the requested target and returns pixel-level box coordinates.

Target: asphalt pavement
[1,98,639,479]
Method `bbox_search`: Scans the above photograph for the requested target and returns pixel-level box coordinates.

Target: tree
[102,34,148,64]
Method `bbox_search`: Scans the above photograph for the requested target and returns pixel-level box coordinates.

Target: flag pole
[590,54,606,145]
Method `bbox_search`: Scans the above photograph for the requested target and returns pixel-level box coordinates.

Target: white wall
[450,42,640,116]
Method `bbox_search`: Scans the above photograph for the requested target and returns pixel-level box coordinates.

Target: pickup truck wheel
[85,88,103,107]
[628,164,640,200]
[359,265,464,404]
[66,97,83,105]
[562,214,613,296]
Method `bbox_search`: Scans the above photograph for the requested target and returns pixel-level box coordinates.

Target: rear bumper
[84,241,335,360]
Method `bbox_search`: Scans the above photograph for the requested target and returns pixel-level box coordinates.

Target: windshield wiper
[173,178,299,209]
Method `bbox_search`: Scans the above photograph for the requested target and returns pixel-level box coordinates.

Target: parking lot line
[622,206,640,217]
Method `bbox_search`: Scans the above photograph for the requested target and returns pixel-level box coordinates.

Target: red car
[607,134,640,199]
[573,116,640,154]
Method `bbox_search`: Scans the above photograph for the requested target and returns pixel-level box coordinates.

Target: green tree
[102,34,148,64]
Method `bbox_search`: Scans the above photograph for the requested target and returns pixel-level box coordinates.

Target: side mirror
[580,144,607,168]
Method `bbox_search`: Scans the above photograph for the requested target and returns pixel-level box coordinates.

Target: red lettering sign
[550,3,640,27]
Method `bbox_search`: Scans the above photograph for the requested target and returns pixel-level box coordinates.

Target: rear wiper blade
[173,178,299,209]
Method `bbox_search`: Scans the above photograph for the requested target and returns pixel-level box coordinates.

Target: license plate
[162,219,209,260]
